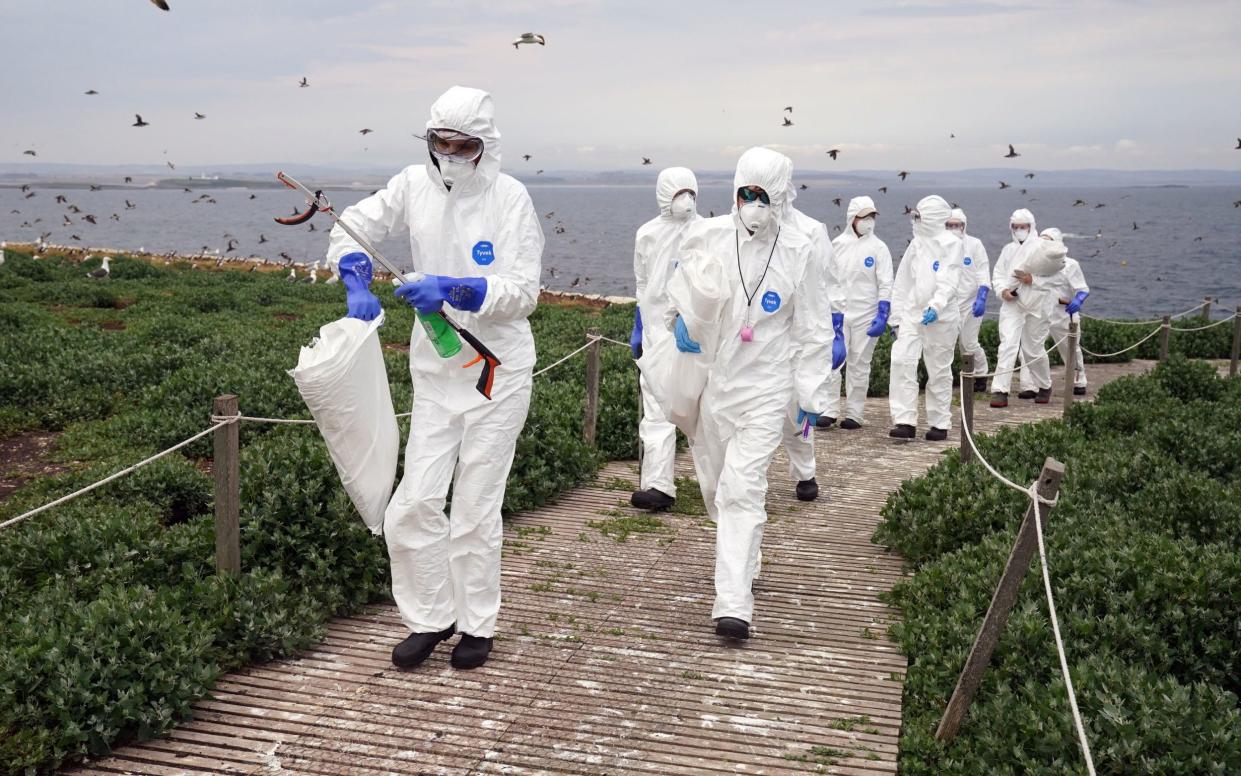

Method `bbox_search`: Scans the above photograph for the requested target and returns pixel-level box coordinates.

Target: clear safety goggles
[422,128,484,163]
[737,187,771,205]
[945,221,965,230]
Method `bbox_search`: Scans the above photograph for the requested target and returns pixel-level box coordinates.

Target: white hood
[1010,207,1037,236]
[655,167,698,216]
[840,195,879,243]
[913,195,951,241]
[732,146,794,225]
[950,207,968,232]
[424,86,502,195]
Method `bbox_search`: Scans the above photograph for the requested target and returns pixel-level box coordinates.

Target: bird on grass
[1004,144,1020,158]
[513,33,546,49]
[87,256,111,279]
[286,267,298,282]
[133,114,149,127]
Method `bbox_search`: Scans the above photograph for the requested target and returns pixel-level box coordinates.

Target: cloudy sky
[4,0,1240,173]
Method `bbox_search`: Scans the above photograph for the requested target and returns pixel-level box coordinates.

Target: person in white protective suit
[670,147,831,641]
[325,86,543,671]
[988,208,1059,407]
[887,195,965,441]
[1021,227,1091,395]
[823,196,893,430]
[779,183,846,502]
[945,208,992,394]
[629,167,702,511]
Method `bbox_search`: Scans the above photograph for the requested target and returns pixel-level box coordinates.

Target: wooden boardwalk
[65,361,1153,776]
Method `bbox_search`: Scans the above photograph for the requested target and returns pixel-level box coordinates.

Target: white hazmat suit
[888,196,964,433]
[634,168,702,500]
[990,209,1053,396]
[1023,227,1090,389]
[824,196,893,426]
[677,147,831,625]
[949,208,991,379]
[327,86,544,640]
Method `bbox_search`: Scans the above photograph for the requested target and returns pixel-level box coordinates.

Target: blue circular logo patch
[932,260,940,272]
[864,256,875,268]
[761,291,781,313]
[472,240,495,265]
[964,256,973,266]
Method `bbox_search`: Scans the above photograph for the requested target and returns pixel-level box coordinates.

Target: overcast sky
[4,0,1240,173]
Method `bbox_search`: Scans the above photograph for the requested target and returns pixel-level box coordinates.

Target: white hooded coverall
[326,86,544,638]
[680,147,831,623]
[635,167,702,498]
[1022,227,1090,389]
[888,196,964,431]
[781,194,841,484]
[824,196,894,425]
[950,208,991,377]
[991,208,1053,395]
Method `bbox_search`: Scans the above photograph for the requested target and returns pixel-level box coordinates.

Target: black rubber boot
[1034,387,1052,404]
[630,488,675,512]
[450,634,494,670]
[795,478,819,502]
[815,416,836,429]
[990,392,1009,408]
[973,377,990,393]
[888,424,916,439]
[1073,386,1087,396]
[1017,389,1037,400]
[840,418,862,430]
[392,624,455,669]
[715,617,750,641]
[925,427,949,441]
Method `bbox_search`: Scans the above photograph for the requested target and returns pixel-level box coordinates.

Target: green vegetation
[875,357,1241,774]
[0,250,640,774]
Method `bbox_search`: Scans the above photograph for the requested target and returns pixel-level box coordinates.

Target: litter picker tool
[273,171,501,399]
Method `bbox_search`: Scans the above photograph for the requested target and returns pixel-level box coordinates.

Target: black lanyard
[736,225,780,311]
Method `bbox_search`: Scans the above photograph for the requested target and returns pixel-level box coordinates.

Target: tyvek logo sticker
[964,256,973,266]
[864,256,875,268]
[761,291,781,313]
[472,240,495,265]
[932,260,940,272]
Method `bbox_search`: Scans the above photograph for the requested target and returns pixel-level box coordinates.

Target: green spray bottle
[400,272,462,358]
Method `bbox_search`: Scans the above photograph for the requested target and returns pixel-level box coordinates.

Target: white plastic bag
[289,313,398,535]
[639,254,730,438]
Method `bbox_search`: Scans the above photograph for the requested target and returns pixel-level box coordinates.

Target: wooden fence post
[1158,315,1171,363]
[1063,320,1078,417]
[935,457,1066,744]
[212,395,241,576]
[583,329,601,446]
[959,353,975,464]
[1202,296,1212,321]
[1231,306,1241,379]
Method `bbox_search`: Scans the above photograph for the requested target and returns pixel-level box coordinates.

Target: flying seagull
[784,106,793,113]
[781,116,793,127]
[513,33,546,49]
[359,128,373,135]
[1004,144,1020,158]
[998,181,1011,189]
[522,154,532,161]
[299,77,309,88]
[23,149,36,157]
[194,112,206,120]
[826,149,839,160]
[150,0,170,9]
[167,160,175,170]
[832,197,842,206]
[877,186,888,194]
[641,157,651,165]
[898,171,909,180]
[799,183,808,190]
[1073,199,1086,206]
[1235,138,1241,150]
[124,176,132,183]
[1024,172,1035,179]
[85,89,99,95]
[133,114,149,127]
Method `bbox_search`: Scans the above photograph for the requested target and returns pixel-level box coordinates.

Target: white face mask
[671,192,696,220]
[854,216,875,236]
[947,225,965,238]
[1012,226,1030,243]
[739,201,772,232]
[438,158,476,188]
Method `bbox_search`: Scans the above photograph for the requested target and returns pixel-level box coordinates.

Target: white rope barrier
[531,334,603,378]
[1078,324,1162,359]
[0,418,233,532]
[1079,299,1209,326]
[1168,313,1237,333]
[957,372,1097,775]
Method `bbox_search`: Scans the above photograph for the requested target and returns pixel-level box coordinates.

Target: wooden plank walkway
[65,361,1154,775]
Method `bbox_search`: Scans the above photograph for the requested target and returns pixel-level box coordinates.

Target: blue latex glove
[831,312,846,370]
[394,274,487,315]
[972,286,989,318]
[796,408,820,434]
[674,315,701,353]
[339,252,381,321]
[629,307,644,359]
[866,301,890,338]
[1065,290,1089,315]
[921,307,938,326]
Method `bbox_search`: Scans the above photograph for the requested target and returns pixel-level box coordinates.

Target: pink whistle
[740,324,754,342]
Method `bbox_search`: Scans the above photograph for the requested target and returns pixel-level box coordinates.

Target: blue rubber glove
[339,252,381,321]
[394,274,487,315]
[921,307,938,326]
[1065,290,1089,315]
[629,307,644,359]
[674,315,701,353]
[866,301,890,338]
[796,408,820,430]
[831,312,846,370]
[972,286,989,318]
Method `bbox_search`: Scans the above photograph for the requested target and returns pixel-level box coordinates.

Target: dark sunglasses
[737,187,770,205]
